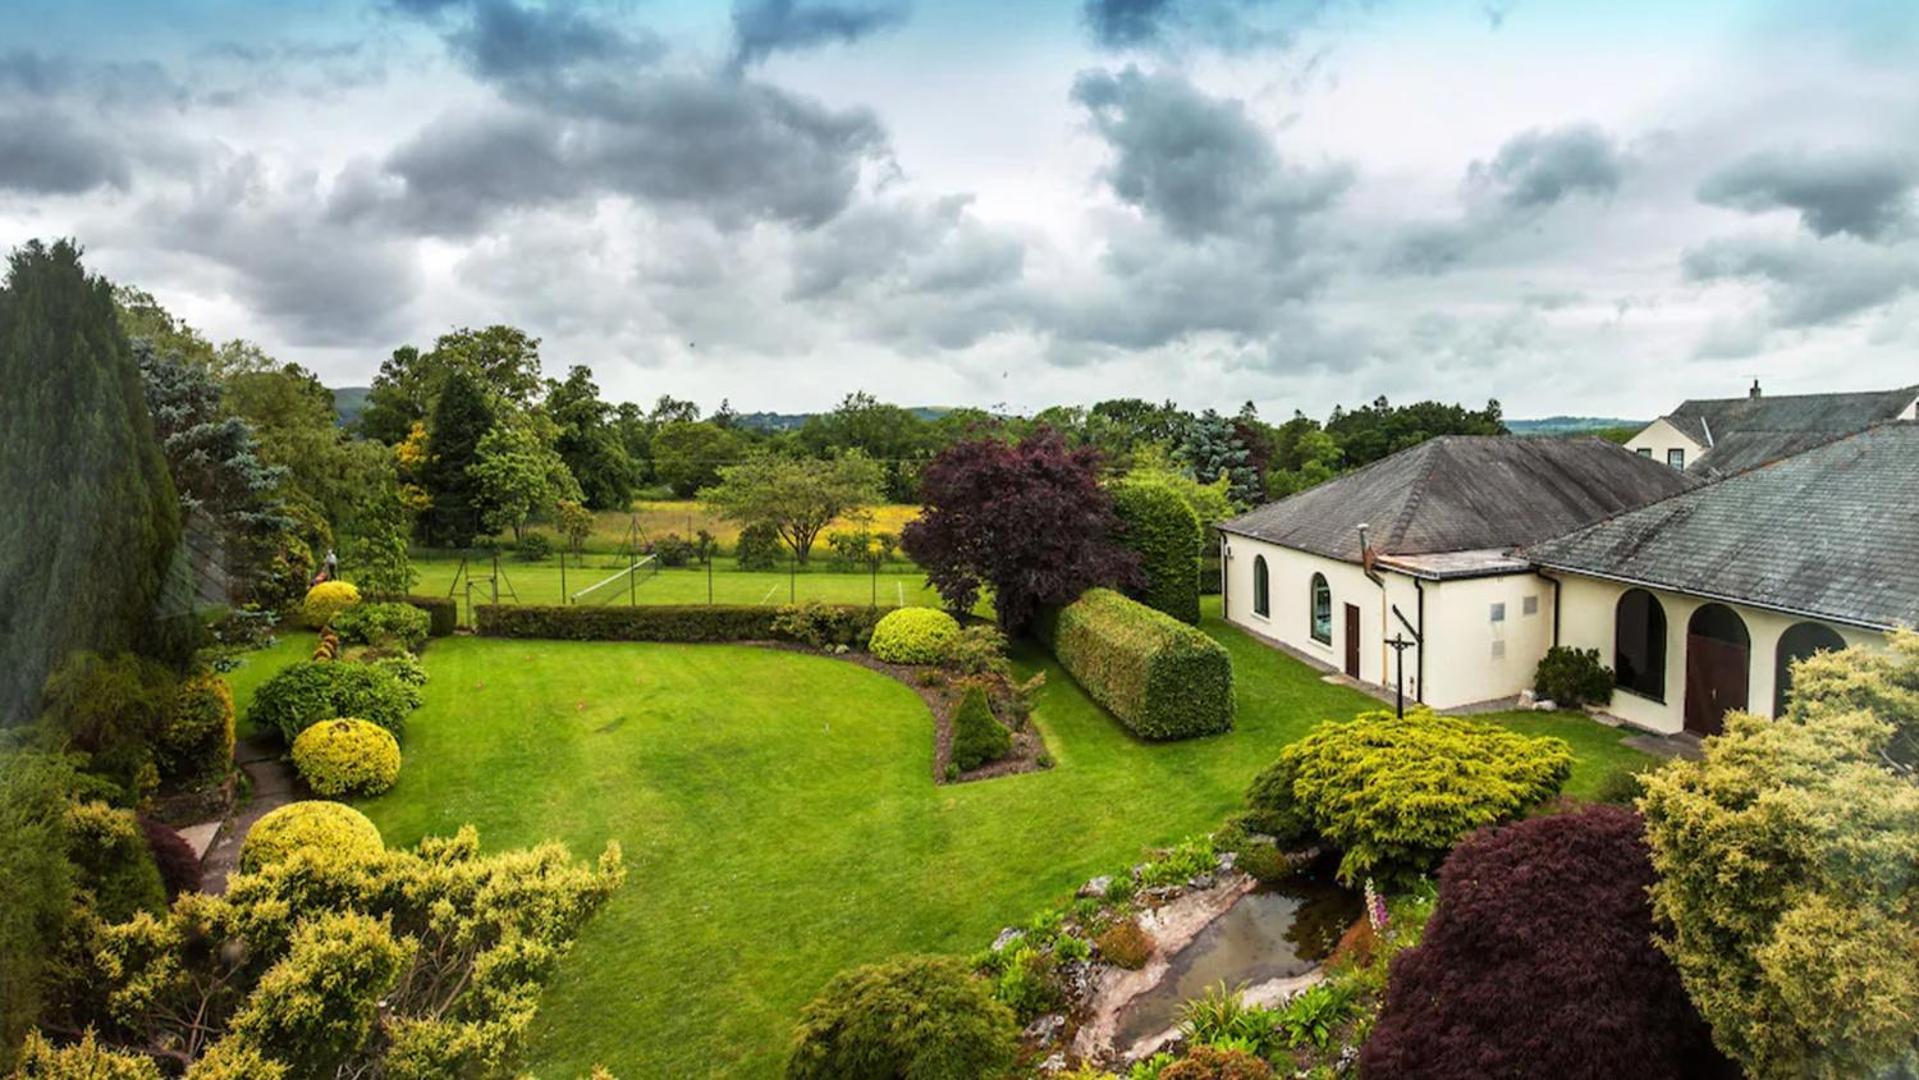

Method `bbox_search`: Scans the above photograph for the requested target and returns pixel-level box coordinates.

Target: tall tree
[799,392,930,502]
[546,365,635,510]
[1179,409,1262,508]
[0,241,188,725]
[356,344,430,445]
[467,420,581,543]
[702,451,884,564]
[225,361,372,527]
[420,369,496,547]
[652,421,742,498]
[359,327,545,445]
[1325,396,1506,468]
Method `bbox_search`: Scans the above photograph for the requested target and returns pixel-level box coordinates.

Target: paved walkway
[199,734,300,893]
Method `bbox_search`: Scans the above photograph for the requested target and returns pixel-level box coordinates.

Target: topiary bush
[248,660,412,745]
[1110,479,1203,625]
[65,801,167,922]
[869,607,962,665]
[331,602,430,653]
[1361,805,1729,1079]
[949,686,1012,772]
[786,955,1017,1080]
[139,815,203,900]
[302,580,362,628]
[1246,708,1572,883]
[291,719,402,797]
[157,671,235,787]
[1035,588,1233,740]
[1532,645,1613,708]
[240,801,383,872]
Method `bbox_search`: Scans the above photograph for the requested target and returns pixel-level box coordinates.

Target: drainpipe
[1413,578,1425,703]
[1543,571,1562,647]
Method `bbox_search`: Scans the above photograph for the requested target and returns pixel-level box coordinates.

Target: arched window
[1614,588,1667,699]
[1310,573,1332,644]
[1774,621,1845,716]
[1252,555,1270,618]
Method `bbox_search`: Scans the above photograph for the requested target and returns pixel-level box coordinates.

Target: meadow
[484,499,922,554]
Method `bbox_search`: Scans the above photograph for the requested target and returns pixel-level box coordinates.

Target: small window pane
[1667,448,1685,469]
[1310,574,1332,644]
[1522,595,1538,616]
[1252,556,1270,617]
[1490,602,1506,623]
[1635,447,1653,458]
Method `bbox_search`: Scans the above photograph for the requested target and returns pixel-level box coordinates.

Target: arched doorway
[1684,604,1749,736]
[1773,621,1845,716]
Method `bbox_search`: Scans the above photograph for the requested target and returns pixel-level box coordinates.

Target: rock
[1024,1013,1066,1047]
[1142,884,1184,903]
[1077,875,1113,899]
[1215,851,1237,873]
[1059,959,1096,1004]
[1188,873,1217,890]
[991,927,1024,953]
[1518,688,1536,707]
[1535,698,1557,712]
[1038,1051,1068,1074]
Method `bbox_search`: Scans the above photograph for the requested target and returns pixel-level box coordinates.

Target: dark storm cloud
[730,0,910,70]
[1683,234,1919,327]
[1081,0,1336,52]
[0,111,130,194]
[446,0,666,85]
[1071,65,1349,240]
[1697,149,1916,241]
[1467,123,1625,210]
[787,195,1023,301]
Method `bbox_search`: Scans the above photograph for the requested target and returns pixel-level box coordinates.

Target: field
[216,597,1654,1075]
[481,500,922,554]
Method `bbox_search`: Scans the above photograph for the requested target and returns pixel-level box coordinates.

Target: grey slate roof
[1664,385,1918,476]
[1219,436,1702,564]
[1525,423,1919,629]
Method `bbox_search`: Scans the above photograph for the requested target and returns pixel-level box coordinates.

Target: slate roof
[1663,385,1918,476]
[1219,436,1702,565]
[1525,423,1919,629]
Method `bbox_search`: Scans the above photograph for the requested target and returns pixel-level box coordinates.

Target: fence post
[707,556,714,605]
[560,549,567,604]
[789,548,796,604]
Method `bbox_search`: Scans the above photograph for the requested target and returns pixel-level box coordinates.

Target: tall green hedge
[1109,480,1202,624]
[475,603,881,643]
[1035,588,1233,740]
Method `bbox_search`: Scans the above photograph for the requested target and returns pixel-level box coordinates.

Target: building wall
[1221,536,1392,689]
[1624,417,1705,470]
[1419,573,1556,709]
[1550,572,1882,734]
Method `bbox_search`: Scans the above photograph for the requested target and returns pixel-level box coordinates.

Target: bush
[139,815,203,899]
[1532,645,1612,708]
[157,672,235,787]
[1095,919,1153,969]
[1246,708,1571,882]
[1035,588,1233,740]
[248,661,413,745]
[513,533,552,561]
[869,607,962,665]
[65,801,167,922]
[943,624,1011,678]
[1361,805,1727,1079]
[736,522,784,571]
[35,651,177,800]
[302,581,362,628]
[950,687,1012,772]
[13,1030,163,1079]
[292,719,402,797]
[368,654,428,706]
[362,593,457,637]
[1161,1046,1271,1080]
[771,601,879,649]
[240,801,383,872]
[787,955,1017,1080]
[650,532,695,568]
[1591,765,1650,805]
[1233,843,1291,884]
[331,602,430,652]
[1110,480,1203,625]
[476,603,879,644]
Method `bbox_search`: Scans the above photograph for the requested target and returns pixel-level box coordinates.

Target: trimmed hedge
[870,607,962,665]
[247,660,413,745]
[363,592,458,637]
[475,603,882,643]
[1035,588,1233,740]
[292,718,402,797]
[1111,480,1203,624]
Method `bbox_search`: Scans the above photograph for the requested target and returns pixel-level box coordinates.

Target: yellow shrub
[302,581,362,629]
[291,718,402,797]
[868,607,961,665]
[241,800,383,872]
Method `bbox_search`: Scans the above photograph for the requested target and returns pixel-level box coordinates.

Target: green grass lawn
[256,596,1651,1076]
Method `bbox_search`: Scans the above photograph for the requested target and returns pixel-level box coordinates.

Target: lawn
[468,499,922,554]
[252,596,1652,1077]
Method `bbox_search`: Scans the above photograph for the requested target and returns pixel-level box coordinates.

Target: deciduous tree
[702,452,883,564]
[468,420,581,543]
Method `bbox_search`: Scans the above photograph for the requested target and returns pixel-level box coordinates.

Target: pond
[1113,870,1361,1048]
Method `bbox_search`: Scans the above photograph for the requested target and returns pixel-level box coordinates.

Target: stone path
[199,734,300,893]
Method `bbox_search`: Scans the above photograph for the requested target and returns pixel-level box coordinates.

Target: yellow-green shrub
[869,607,962,665]
[158,672,235,785]
[302,581,362,629]
[291,719,401,797]
[241,801,383,872]
[13,1030,163,1079]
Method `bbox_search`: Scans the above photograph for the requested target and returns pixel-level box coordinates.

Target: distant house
[1216,437,1699,710]
[1624,380,1918,475]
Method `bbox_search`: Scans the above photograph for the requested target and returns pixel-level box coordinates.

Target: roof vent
[1749,379,1762,399]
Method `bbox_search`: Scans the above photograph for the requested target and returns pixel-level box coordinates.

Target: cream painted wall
[1419,573,1557,709]
[1221,536,1390,688]
[1625,417,1705,470]
[1549,573,1882,734]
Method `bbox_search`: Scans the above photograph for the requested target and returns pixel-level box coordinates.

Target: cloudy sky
[5,0,1917,419]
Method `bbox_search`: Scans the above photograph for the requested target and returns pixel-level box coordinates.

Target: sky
[4,0,1918,420]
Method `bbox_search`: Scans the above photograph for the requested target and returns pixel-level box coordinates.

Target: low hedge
[332,601,431,652]
[1035,588,1234,740]
[248,660,413,745]
[362,592,457,637]
[475,603,881,643]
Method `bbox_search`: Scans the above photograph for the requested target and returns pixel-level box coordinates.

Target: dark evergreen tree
[547,364,635,510]
[421,368,496,547]
[0,240,187,725]
[1179,409,1262,508]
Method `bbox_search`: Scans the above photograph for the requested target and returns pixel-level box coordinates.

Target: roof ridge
[1383,439,1441,552]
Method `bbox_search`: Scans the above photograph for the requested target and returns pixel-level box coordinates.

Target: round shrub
[869,607,962,665]
[736,522,784,571]
[331,601,430,652]
[1361,805,1730,1079]
[241,801,383,872]
[139,815,204,899]
[65,801,167,922]
[302,580,362,628]
[950,686,1012,772]
[157,671,235,786]
[1110,479,1203,625]
[1532,645,1613,708]
[787,955,1017,1080]
[292,719,402,797]
[249,660,411,745]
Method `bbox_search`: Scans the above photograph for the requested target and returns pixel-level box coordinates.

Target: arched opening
[1310,573,1331,645]
[1684,603,1750,736]
[1774,621,1846,716]
[1252,555,1270,618]
[1613,589,1667,700]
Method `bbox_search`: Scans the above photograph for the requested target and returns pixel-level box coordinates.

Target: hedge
[474,603,881,643]
[362,593,457,637]
[247,660,413,745]
[1034,588,1233,740]
[1110,480,1203,624]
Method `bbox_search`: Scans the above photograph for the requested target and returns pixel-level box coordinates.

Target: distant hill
[1508,416,1645,438]
[331,386,370,428]
[735,405,950,432]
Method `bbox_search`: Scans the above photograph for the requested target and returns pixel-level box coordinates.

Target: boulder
[991,927,1025,953]
[1024,1013,1066,1047]
[1077,875,1114,899]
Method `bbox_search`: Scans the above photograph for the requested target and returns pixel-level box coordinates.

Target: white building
[1624,380,1917,475]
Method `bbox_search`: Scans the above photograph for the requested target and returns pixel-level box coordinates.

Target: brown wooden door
[1684,634,1748,736]
[1344,603,1362,678]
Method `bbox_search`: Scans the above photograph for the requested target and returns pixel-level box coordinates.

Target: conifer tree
[421,368,496,547]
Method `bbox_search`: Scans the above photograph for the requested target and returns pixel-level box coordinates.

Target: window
[1522,595,1539,616]
[1490,602,1506,623]
[1667,448,1685,469]
[1774,622,1845,716]
[1635,447,1653,458]
[1310,573,1332,644]
[1252,555,1270,618]
[1614,588,1667,699]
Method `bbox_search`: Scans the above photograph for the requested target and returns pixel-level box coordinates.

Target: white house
[1625,380,1918,475]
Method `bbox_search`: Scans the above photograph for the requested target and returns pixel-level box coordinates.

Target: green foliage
[421,368,497,547]
[734,521,784,570]
[1233,843,1292,884]
[332,602,431,652]
[1640,630,1919,1079]
[943,624,1011,679]
[702,451,885,564]
[1137,835,1217,888]
[301,581,361,629]
[292,719,402,797]
[34,651,177,798]
[1532,645,1613,708]
[1095,919,1153,969]
[1161,1045,1272,1080]
[248,660,413,745]
[950,687,1012,772]
[1035,588,1234,740]
[476,603,881,644]
[241,801,384,872]
[547,365,636,511]
[651,421,743,498]
[1178,410,1262,508]
[1276,982,1355,1049]
[65,801,166,923]
[0,752,74,1070]
[1590,764,1650,806]
[468,420,580,543]
[1323,395,1505,470]
[1110,480,1203,624]
[770,601,875,649]
[227,910,413,1077]
[991,944,1063,1021]
[361,593,457,638]
[1177,982,1278,1051]
[1249,708,1572,882]
[869,607,962,665]
[342,474,416,595]
[158,672,234,787]
[786,955,1017,1080]
[12,1030,163,1079]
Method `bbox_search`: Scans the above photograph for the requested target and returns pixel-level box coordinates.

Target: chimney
[1749,379,1762,399]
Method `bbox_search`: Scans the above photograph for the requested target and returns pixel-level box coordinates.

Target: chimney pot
[1749,379,1762,399]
